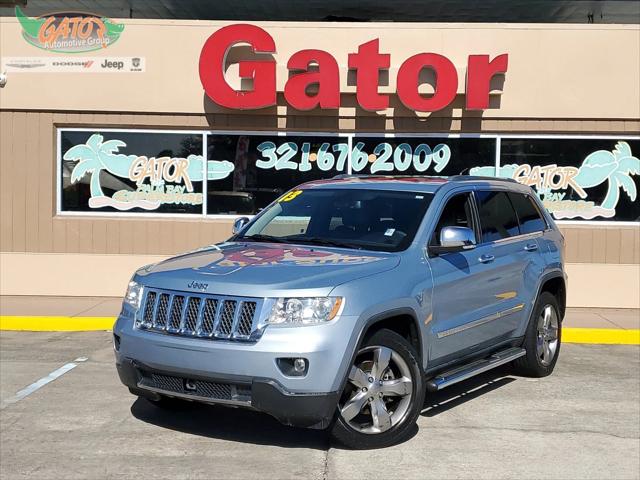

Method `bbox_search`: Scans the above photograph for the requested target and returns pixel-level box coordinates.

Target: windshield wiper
[288,236,362,250]
[239,234,295,244]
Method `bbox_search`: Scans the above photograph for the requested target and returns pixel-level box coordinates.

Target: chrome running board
[426,347,526,392]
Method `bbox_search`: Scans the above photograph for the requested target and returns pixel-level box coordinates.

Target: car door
[428,188,539,366]
[427,190,504,365]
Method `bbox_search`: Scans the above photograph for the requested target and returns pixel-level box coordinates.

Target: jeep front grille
[135,288,262,342]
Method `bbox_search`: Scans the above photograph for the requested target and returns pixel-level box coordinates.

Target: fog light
[276,357,308,377]
[294,358,306,373]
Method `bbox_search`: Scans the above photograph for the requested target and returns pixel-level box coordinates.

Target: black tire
[330,329,425,449]
[514,291,562,377]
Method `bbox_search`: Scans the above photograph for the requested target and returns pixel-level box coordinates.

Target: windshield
[236,188,434,252]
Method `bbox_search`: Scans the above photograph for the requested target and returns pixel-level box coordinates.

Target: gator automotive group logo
[15,6,124,53]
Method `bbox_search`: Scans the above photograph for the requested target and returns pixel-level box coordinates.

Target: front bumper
[116,357,339,428]
[113,312,359,428]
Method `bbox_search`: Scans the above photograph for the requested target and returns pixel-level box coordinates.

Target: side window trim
[506,193,524,237]
[468,189,482,244]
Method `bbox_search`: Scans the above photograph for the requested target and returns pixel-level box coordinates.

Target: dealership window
[206,133,348,215]
[497,138,640,222]
[58,130,639,223]
[60,130,204,214]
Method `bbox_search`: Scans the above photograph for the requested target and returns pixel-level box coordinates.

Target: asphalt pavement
[0,330,638,479]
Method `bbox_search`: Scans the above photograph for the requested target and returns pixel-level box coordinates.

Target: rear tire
[514,291,562,377]
[330,329,425,449]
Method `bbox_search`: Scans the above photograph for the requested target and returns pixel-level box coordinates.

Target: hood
[135,241,400,297]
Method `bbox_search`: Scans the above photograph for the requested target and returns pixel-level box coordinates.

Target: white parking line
[0,357,88,410]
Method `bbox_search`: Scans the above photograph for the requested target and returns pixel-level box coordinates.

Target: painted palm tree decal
[65,134,234,211]
[573,142,640,213]
[470,141,639,220]
[66,134,125,199]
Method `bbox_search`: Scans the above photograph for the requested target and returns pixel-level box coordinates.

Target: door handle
[479,254,495,264]
[524,243,538,252]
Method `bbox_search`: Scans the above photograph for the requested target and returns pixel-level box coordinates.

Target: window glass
[60,130,203,214]
[207,134,348,215]
[431,193,475,245]
[508,192,547,234]
[240,189,434,252]
[353,137,496,177]
[476,191,520,242]
[471,138,640,222]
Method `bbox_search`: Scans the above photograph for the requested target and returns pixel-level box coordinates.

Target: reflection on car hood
[136,241,400,297]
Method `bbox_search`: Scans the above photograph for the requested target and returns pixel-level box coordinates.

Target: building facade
[0,12,639,307]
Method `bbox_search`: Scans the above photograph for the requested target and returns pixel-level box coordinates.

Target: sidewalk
[0,295,638,344]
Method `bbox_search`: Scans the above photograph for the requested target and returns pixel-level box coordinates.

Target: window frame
[55,128,640,224]
[427,189,480,253]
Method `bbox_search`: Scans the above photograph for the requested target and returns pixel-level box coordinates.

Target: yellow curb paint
[0,317,638,345]
[0,316,115,332]
[563,328,640,345]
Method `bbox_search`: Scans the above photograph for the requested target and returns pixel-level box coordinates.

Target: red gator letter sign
[199,24,508,112]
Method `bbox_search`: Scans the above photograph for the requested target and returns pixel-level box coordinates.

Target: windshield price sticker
[278,190,303,202]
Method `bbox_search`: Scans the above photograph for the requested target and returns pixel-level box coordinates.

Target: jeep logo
[101,59,124,70]
[187,281,208,291]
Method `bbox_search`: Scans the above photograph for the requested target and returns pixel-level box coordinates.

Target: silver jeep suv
[114,175,566,449]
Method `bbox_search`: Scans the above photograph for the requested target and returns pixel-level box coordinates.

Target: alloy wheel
[339,346,413,434]
[536,304,559,366]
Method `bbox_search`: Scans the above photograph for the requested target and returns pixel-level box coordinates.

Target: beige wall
[1,20,639,121]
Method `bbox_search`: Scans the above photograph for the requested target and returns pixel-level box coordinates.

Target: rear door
[472,189,546,339]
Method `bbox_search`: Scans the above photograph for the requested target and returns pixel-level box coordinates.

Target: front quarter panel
[330,251,434,373]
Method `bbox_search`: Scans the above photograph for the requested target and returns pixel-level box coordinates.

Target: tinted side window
[476,191,520,242]
[431,193,475,245]
[508,192,547,234]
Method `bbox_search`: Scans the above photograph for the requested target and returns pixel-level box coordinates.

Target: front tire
[331,329,425,449]
[514,291,562,377]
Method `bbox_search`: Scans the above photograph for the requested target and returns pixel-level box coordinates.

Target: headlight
[267,297,343,326]
[124,280,144,310]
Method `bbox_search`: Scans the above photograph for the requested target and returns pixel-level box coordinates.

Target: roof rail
[331,173,519,184]
[331,174,391,179]
[448,175,519,184]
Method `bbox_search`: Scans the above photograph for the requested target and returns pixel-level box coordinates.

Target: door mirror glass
[430,226,476,254]
[232,216,250,235]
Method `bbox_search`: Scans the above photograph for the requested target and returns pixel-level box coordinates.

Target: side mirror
[429,226,476,255]
[232,216,250,235]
